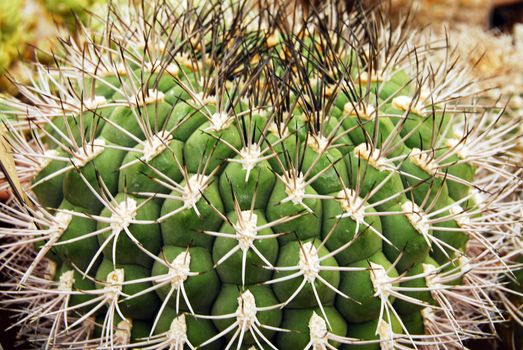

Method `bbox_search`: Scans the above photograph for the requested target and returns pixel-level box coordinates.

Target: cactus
[0,0,129,92]
[0,1,522,349]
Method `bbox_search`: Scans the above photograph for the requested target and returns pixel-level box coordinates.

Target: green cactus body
[0,1,521,349]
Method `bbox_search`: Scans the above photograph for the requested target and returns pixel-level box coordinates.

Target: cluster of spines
[0,1,521,349]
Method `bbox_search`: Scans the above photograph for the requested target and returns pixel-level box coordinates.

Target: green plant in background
[43,0,102,16]
[0,0,24,74]
[0,1,521,349]
[0,0,128,92]
[43,0,111,29]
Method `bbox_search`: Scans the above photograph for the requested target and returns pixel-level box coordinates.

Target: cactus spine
[0,1,521,349]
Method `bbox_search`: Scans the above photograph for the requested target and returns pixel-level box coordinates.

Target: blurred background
[491,0,523,31]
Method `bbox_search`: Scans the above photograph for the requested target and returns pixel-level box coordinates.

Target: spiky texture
[0,0,130,93]
[0,1,522,349]
[434,25,523,112]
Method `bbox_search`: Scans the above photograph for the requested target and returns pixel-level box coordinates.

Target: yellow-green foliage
[0,0,23,73]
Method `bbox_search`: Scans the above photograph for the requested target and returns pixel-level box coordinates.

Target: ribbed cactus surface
[0,1,521,349]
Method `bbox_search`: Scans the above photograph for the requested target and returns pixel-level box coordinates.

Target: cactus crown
[0,1,521,349]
